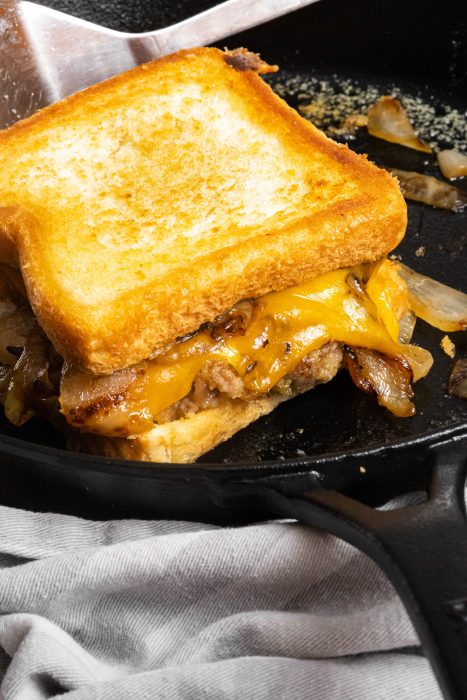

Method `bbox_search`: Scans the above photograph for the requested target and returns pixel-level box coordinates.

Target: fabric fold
[0,505,441,699]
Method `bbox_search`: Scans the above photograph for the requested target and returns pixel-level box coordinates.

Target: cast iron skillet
[1,0,466,697]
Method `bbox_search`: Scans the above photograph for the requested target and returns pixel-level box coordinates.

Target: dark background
[35,0,467,95]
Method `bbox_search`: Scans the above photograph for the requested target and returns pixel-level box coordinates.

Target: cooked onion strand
[437,149,467,179]
[390,169,466,212]
[344,346,416,417]
[398,264,467,332]
[367,96,432,153]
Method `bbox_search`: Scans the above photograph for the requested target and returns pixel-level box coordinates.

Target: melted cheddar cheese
[141,260,421,420]
[62,259,433,437]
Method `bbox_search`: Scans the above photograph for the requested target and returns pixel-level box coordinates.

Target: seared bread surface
[0,47,406,374]
[75,394,285,463]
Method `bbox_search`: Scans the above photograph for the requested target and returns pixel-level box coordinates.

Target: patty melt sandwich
[0,47,433,462]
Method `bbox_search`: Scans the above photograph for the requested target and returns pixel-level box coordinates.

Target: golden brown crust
[75,393,286,463]
[0,47,406,374]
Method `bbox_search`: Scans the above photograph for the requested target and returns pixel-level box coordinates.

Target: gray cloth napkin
[0,504,441,699]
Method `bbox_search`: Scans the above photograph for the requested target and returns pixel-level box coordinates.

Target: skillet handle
[286,440,467,700]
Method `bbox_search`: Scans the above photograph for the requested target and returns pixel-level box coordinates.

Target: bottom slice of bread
[75,393,290,464]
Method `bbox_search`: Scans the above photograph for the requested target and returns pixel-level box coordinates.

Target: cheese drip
[142,261,426,420]
[61,260,433,436]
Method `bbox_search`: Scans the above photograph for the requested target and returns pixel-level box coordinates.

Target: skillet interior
[0,0,465,518]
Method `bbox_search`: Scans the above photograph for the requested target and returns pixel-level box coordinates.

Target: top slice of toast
[0,47,406,374]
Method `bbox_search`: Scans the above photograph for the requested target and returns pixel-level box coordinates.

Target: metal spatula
[0,0,319,129]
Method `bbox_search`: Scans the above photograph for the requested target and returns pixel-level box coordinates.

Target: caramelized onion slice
[398,264,467,332]
[344,347,415,417]
[0,308,35,364]
[206,299,255,341]
[0,267,35,364]
[367,96,432,153]
[174,300,256,346]
[448,359,467,399]
[402,344,433,383]
[60,362,150,437]
[390,169,466,212]
[344,347,373,393]
[437,149,467,179]
[4,324,50,426]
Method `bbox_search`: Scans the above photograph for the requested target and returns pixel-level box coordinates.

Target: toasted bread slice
[0,47,406,374]
[74,393,285,463]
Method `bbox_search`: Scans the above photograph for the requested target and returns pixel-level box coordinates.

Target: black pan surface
[0,0,465,521]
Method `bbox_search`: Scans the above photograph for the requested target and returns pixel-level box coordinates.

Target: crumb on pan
[440,335,456,358]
